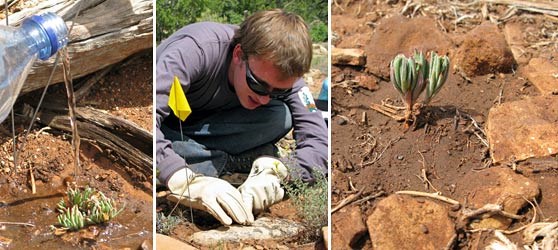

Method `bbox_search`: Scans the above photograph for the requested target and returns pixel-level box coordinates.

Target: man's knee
[259,100,292,140]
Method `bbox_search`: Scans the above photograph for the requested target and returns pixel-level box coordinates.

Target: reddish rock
[332,47,366,66]
[365,15,453,79]
[354,75,379,91]
[156,234,197,250]
[332,205,367,249]
[503,22,530,65]
[455,22,516,76]
[456,167,540,230]
[366,194,455,250]
[521,58,558,95]
[486,95,558,163]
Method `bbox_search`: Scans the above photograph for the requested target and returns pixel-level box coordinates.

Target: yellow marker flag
[168,76,191,121]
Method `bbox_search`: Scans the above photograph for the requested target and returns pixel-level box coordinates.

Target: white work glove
[166,168,254,226]
[238,156,289,214]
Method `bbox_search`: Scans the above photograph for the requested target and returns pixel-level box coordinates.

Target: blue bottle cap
[25,12,68,60]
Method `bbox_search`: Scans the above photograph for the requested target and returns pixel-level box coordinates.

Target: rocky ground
[331,0,557,249]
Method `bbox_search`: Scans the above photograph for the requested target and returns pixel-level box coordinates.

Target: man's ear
[233,44,243,63]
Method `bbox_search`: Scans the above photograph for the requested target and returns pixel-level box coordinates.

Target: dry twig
[417,151,440,193]
[370,103,405,121]
[461,203,523,221]
[0,221,35,227]
[396,190,460,205]
[29,168,36,194]
[332,189,364,214]
[361,136,402,167]
[355,191,385,205]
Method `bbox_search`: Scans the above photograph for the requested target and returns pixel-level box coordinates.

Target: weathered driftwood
[32,105,152,181]
[0,0,153,94]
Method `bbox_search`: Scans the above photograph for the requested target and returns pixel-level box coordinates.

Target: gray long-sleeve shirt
[156,22,328,184]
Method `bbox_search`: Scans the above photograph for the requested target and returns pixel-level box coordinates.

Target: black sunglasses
[245,61,291,98]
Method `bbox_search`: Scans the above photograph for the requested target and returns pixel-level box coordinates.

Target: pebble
[420,224,429,234]
[337,117,348,125]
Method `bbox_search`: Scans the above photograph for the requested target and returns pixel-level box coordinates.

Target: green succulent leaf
[425,52,450,104]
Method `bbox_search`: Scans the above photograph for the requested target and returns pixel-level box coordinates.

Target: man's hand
[238,156,289,214]
[167,168,254,226]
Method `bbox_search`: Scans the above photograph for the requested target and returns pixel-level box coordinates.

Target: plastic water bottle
[0,12,68,122]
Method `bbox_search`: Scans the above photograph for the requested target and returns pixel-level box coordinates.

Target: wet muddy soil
[331,0,558,249]
[0,51,153,249]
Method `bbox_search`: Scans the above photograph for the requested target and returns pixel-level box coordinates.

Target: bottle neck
[19,20,55,60]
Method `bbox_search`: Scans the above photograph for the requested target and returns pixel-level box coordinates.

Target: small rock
[354,75,379,91]
[79,227,100,242]
[332,205,367,249]
[0,236,12,247]
[457,167,540,230]
[486,95,558,163]
[365,16,452,79]
[337,117,348,125]
[396,155,404,160]
[156,234,197,250]
[521,58,558,95]
[450,203,461,211]
[332,48,366,66]
[455,22,515,76]
[189,217,303,247]
[333,74,345,83]
[367,194,455,250]
[503,23,530,65]
[420,224,429,234]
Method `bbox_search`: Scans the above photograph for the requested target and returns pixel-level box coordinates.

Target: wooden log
[0,0,153,94]
[33,105,152,181]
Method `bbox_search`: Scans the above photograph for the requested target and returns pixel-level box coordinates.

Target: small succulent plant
[86,192,123,224]
[66,186,94,211]
[389,50,450,126]
[54,186,123,232]
[57,205,85,231]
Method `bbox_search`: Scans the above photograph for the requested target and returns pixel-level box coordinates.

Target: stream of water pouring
[60,48,80,177]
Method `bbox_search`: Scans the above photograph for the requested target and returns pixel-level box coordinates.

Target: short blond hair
[233,9,313,78]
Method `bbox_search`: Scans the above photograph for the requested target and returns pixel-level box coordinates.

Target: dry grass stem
[0,221,35,227]
[443,234,458,250]
[417,150,440,193]
[332,189,364,214]
[370,103,405,121]
[361,136,401,167]
[355,191,385,205]
[462,203,523,221]
[396,190,460,205]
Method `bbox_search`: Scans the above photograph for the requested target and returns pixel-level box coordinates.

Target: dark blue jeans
[161,100,292,177]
